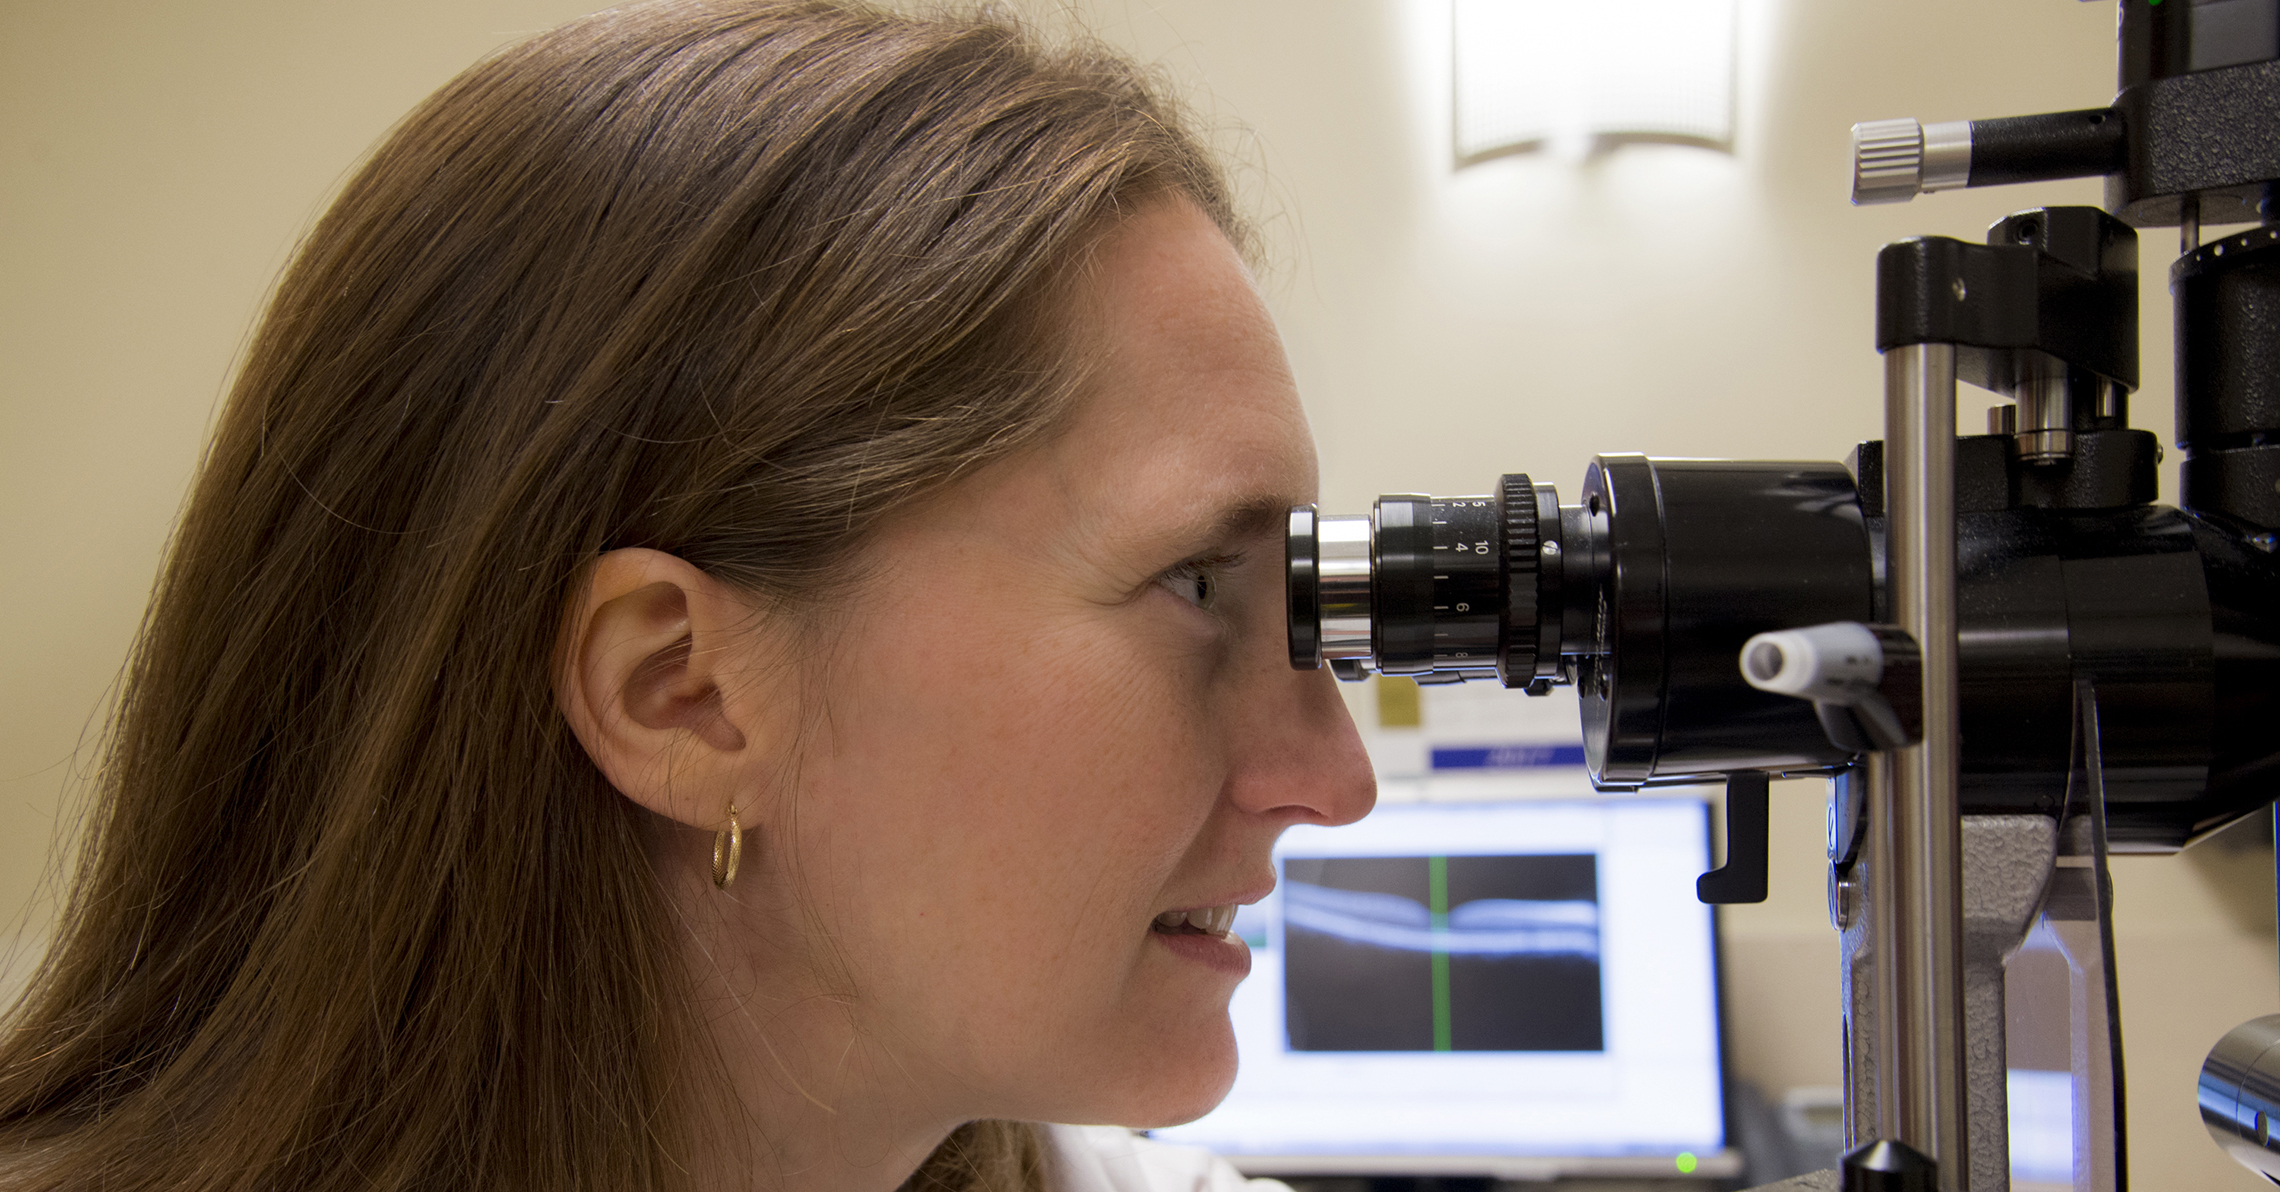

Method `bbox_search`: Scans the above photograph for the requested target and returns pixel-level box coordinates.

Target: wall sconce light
[1453,0,1738,163]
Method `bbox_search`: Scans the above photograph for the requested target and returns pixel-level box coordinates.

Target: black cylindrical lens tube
[1285,477,1570,688]
[1283,456,1871,789]
[1578,456,1872,785]
[2175,226,2280,531]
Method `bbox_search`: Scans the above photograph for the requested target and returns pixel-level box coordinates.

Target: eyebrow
[1164,494,1294,557]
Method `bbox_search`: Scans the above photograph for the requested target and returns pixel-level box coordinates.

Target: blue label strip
[1429,743,1588,771]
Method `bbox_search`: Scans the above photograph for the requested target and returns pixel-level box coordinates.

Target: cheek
[790,588,1228,990]
[897,598,1219,816]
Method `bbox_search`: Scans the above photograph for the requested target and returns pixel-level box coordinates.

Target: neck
[662,835,958,1192]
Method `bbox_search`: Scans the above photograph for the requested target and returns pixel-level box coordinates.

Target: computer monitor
[1152,797,1738,1181]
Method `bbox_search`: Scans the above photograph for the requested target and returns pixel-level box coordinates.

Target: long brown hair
[0,3,1240,1188]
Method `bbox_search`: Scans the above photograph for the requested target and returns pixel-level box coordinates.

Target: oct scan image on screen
[1152,798,1727,1177]
[1281,853,1604,1053]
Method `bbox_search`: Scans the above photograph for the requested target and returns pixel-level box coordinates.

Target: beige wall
[4,0,2270,1186]
[0,0,627,951]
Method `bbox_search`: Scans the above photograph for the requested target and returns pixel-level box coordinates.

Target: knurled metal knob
[1498,474,1540,681]
[1852,117,1972,206]
[1853,118,1926,204]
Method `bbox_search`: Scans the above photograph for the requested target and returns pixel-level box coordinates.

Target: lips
[1150,908,1251,977]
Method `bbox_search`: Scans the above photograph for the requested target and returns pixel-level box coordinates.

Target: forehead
[1041,198,1316,545]
[862,196,1316,583]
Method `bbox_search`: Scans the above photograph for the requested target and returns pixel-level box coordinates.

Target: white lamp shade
[1454,0,1738,161]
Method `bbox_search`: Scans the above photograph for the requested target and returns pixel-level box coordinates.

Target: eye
[1156,554,1236,611]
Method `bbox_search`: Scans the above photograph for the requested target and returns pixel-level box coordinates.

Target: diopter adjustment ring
[1498,473,1541,685]
[1372,495,1438,674]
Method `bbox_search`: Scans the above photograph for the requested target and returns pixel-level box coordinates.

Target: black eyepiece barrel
[1282,478,1554,688]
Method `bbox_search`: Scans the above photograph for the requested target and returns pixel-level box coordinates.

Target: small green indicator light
[1675,1152,1699,1174]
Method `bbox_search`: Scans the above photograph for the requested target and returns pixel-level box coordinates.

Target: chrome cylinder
[1861,751,1902,1145]
[2203,1014,2280,1181]
[2012,365,2074,464]
[1318,514,1374,661]
[2096,378,2125,424]
[1884,342,1969,1186]
[1920,120,1973,192]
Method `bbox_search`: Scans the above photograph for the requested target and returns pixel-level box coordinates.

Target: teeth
[1154,905,1236,936]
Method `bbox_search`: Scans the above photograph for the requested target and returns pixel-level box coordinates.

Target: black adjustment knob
[1841,1139,1937,1192]
[1498,474,1541,686]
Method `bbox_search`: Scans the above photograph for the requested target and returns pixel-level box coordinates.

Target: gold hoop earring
[712,805,743,890]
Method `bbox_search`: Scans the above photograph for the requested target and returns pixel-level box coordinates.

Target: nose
[1223,661,1376,828]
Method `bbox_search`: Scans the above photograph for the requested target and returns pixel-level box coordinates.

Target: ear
[556,548,784,832]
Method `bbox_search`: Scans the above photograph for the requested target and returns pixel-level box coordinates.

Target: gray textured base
[1742,1171,1838,1192]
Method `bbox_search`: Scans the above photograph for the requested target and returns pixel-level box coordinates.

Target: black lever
[1696,771,1770,905]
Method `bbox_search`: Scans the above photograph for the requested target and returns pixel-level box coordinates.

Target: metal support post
[1882,342,1969,1186]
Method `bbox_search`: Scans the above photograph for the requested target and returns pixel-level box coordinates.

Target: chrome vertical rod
[1862,750,1904,1144]
[1884,342,1968,1186]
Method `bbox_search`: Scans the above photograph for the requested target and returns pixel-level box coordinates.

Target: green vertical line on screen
[1428,854,1451,1052]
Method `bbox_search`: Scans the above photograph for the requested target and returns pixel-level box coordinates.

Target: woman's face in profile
[775,196,1376,1127]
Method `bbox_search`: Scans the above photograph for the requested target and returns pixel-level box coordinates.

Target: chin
[1121,1084,1237,1130]
[1098,1020,1241,1129]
